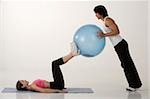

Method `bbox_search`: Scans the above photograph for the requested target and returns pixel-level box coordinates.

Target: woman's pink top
[33,79,47,88]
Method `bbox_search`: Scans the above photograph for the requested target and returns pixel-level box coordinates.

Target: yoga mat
[1,88,94,93]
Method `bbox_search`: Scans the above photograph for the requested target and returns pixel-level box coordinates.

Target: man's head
[94,5,108,19]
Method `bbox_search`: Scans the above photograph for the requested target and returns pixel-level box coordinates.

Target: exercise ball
[73,24,105,57]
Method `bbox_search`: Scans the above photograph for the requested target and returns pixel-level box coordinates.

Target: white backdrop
[0,0,148,90]
[148,0,150,92]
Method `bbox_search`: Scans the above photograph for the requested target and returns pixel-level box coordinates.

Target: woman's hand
[30,84,68,93]
[58,89,68,93]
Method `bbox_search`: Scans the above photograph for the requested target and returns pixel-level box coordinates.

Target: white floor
[0,87,149,99]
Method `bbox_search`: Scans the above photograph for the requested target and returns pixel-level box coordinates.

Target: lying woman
[16,42,80,93]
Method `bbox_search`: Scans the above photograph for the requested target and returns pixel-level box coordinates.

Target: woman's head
[16,80,29,91]
[94,5,108,19]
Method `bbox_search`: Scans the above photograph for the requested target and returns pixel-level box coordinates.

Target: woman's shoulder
[33,79,44,82]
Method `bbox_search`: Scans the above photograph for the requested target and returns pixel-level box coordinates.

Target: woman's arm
[30,84,67,93]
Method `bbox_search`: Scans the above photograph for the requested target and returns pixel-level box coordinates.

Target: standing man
[94,5,142,91]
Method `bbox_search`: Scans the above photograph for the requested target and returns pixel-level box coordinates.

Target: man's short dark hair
[94,5,108,17]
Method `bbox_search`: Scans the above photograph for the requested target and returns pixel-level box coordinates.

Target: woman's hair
[16,80,28,91]
[94,5,108,17]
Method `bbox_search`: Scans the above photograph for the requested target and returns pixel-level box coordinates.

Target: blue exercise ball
[73,24,105,57]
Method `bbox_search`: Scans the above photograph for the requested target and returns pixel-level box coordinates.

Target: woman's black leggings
[50,58,65,90]
[114,39,142,88]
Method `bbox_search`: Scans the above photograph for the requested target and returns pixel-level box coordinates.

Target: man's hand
[97,32,105,37]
